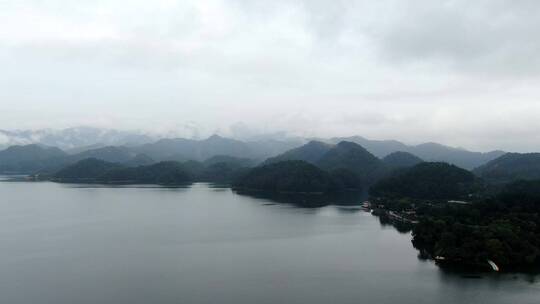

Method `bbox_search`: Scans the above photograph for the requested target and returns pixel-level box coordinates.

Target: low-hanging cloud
[1,0,540,152]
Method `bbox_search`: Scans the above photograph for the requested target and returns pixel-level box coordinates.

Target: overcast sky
[1,0,540,151]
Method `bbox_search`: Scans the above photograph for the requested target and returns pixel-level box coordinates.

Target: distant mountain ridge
[233,160,353,193]
[263,141,332,165]
[0,127,303,159]
[0,144,67,173]
[0,129,507,173]
[474,153,540,184]
[317,141,386,185]
[383,151,424,169]
[133,135,300,162]
[370,162,481,200]
[264,141,387,186]
[328,136,505,169]
[0,127,155,150]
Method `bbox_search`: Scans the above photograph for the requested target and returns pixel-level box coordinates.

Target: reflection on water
[233,189,368,208]
[376,215,414,234]
[60,183,193,189]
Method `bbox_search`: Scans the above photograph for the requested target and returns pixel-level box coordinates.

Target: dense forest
[100,161,193,185]
[53,156,252,185]
[54,158,124,180]
[412,180,540,271]
[382,151,424,169]
[367,159,540,272]
[233,160,361,194]
[370,162,482,200]
[316,141,387,186]
[263,141,389,187]
[474,153,540,184]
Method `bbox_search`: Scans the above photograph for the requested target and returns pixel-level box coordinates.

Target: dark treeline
[370,162,483,200]
[411,180,540,272]
[49,140,391,193]
[368,159,540,272]
[52,157,251,185]
[232,160,362,194]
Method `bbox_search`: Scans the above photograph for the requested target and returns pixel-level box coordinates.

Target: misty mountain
[0,132,508,175]
[65,143,107,155]
[198,162,251,183]
[199,135,254,159]
[54,158,124,180]
[0,126,505,170]
[0,144,67,173]
[233,160,344,194]
[134,135,298,162]
[203,155,255,168]
[54,159,192,185]
[134,135,250,161]
[0,127,155,150]
[263,141,332,165]
[264,141,386,185]
[370,162,481,200]
[408,143,505,170]
[70,146,137,163]
[123,154,155,167]
[52,156,252,184]
[383,151,424,169]
[316,141,387,185]
[244,138,305,161]
[329,136,409,157]
[329,136,504,169]
[100,161,193,185]
[0,144,156,174]
[474,153,540,184]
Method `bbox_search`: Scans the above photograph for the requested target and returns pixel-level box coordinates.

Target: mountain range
[0,127,515,174]
[382,152,424,169]
[2,134,540,190]
[132,135,300,162]
[474,153,540,184]
[0,127,506,169]
[327,136,505,170]
[0,127,155,150]
[265,141,390,185]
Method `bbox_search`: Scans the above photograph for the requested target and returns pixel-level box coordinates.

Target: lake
[1,179,539,304]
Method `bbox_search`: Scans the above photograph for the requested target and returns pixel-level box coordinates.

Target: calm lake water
[1,179,539,304]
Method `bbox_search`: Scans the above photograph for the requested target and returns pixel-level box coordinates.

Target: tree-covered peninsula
[412,180,540,272]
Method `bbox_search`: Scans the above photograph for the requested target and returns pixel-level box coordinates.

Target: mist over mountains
[0,126,508,171]
[2,127,540,194]
[327,136,505,170]
[0,127,155,150]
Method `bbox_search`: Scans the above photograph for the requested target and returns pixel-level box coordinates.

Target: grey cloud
[372,0,540,75]
[1,0,540,152]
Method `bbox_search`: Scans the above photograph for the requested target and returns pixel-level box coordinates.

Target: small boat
[487,260,500,272]
[361,201,371,209]
[435,256,446,261]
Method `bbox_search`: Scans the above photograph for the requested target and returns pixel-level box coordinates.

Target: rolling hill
[263,141,332,165]
[383,151,424,169]
[0,144,67,173]
[474,153,540,184]
[329,136,504,169]
[370,162,481,200]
